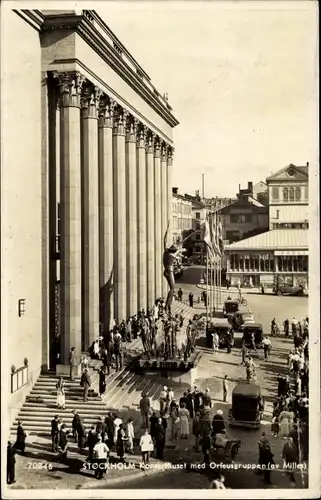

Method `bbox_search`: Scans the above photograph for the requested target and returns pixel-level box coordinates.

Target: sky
[98,0,318,197]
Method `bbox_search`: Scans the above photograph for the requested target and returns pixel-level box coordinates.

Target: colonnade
[54,71,174,363]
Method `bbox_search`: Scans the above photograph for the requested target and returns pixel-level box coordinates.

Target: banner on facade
[275,250,308,256]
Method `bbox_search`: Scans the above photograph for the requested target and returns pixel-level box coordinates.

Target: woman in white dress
[113,415,123,444]
[140,428,154,467]
[56,377,65,409]
[279,407,294,438]
[179,403,190,439]
[81,355,89,372]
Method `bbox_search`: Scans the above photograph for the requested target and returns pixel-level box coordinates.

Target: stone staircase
[10,300,199,438]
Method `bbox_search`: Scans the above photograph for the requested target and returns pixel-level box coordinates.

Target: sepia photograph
[1,1,319,498]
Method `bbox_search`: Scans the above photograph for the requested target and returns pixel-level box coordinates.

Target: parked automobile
[223,299,239,318]
[228,383,264,429]
[206,319,234,351]
[229,309,255,331]
[273,284,304,296]
[242,323,264,348]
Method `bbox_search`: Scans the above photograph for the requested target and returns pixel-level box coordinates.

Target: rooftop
[225,229,308,251]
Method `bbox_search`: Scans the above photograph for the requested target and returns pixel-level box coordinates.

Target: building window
[293,256,298,272]
[283,187,289,201]
[272,187,279,200]
[239,255,244,271]
[243,214,252,223]
[244,255,250,271]
[195,212,200,219]
[196,234,200,240]
[230,254,235,271]
[195,222,200,230]
[304,186,308,200]
[235,254,239,270]
[289,187,294,201]
[270,257,275,271]
[295,187,301,201]
[230,214,241,223]
[302,256,308,272]
[277,256,283,272]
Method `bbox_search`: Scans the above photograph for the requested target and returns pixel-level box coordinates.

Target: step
[104,372,138,407]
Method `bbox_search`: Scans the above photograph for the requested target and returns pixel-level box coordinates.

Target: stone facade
[1,9,178,425]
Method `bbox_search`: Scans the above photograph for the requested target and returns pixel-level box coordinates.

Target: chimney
[248,181,253,192]
[306,162,309,167]
[172,187,178,195]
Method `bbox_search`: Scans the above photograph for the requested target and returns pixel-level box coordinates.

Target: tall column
[146,131,155,306]
[167,147,174,246]
[161,142,168,296]
[154,137,162,299]
[136,124,148,310]
[56,71,84,364]
[125,116,138,316]
[98,96,115,333]
[113,106,128,322]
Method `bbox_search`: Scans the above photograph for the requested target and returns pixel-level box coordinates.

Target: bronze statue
[163,222,186,314]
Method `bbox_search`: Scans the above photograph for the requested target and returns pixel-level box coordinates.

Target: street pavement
[7,266,308,491]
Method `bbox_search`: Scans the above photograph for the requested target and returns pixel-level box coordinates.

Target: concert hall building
[1,8,178,421]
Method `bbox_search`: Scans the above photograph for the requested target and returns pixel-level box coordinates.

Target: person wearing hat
[140,392,151,429]
[7,441,16,484]
[212,409,225,439]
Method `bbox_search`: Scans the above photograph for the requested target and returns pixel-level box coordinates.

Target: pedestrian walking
[159,386,168,415]
[262,336,272,361]
[56,377,66,409]
[178,288,183,301]
[81,354,89,372]
[87,425,97,462]
[80,369,91,402]
[223,375,228,402]
[98,367,106,397]
[126,417,135,454]
[68,347,78,381]
[113,414,123,444]
[179,403,190,439]
[140,392,150,429]
[140,428,153,468]
[102,348,112,375]
[72,410,81,443]
[58,424,69,462]
[7,441,16,484]
[189,292,194,307]
[241,342,248,364]
[154,418,166,459]
[116,424,128,462]
[14,421,27,455]
[51,415,60,452]
[93,434,109,479]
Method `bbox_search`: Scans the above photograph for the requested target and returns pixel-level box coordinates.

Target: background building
[267,163,309,230]
[172,188,193,245]
[225,164,309,288]
[1,9,178,423]
[217,182,269,244]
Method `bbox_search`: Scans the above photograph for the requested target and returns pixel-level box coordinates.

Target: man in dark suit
[80,369,91,402]
[7,441,16,484]
[102,348,112,375]
[51,415,60,452]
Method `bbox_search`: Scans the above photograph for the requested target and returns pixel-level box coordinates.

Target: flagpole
[209,257,213,320]
[205,248,209,324]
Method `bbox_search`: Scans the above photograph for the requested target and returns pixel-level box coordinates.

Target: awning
[275,250,308,256]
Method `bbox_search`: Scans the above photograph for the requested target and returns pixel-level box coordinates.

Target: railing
[11,366,29,393]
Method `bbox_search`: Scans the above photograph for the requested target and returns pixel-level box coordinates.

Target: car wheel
[277,290,282,296]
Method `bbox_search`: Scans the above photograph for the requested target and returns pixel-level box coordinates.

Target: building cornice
[14,9,45,31]
[41,12,179,128]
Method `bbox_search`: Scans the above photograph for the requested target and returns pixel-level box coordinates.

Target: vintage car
[229,309,255,331]
[223,299,239,318]
[206,319,234,351]
[242,322,264,348]
[273,284,304,296]
[228,383,264,429]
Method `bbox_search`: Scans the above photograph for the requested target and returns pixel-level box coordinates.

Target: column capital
[81,84,103,119]
[98,96,116,128]
[126,116,139,143]
[54,71,86,108]
[161,141,169,161]
[154,136,161,158]
[145,130,156,154]
[167,146,175,165]
[113,106,129,136]
[136,123,148,148]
